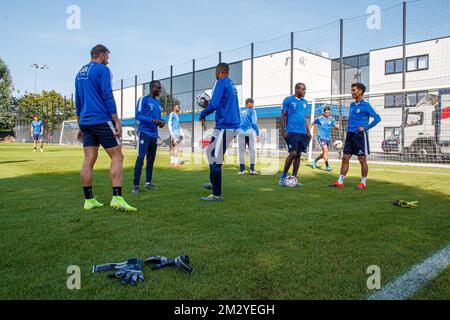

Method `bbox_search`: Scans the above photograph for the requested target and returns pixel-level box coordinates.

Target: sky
[0,0,422,97]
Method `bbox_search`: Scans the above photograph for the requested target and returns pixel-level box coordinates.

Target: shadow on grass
[0,165,449,300]
[0,160,33,165]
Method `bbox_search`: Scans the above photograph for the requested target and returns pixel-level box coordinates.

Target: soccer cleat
[312,160,317,169]
[249,170,258,176]
[203,182,213,190]
[34,149,37,153]
[355,183,366,190]
[296,181,304,187]
[201,195,224,202]
[40,148,43,153]
[237,171,245,175]
[110,196,138,212]
[132,185,139,194]
[329,181,344,188]
[278,177,286,187]
[145,182,159,191]
[84,198,104,210]
[326,166,332,172]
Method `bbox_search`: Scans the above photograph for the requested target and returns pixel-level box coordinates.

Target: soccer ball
[196,92,210,109]
[333,140,343,149]
[284,176,298,188]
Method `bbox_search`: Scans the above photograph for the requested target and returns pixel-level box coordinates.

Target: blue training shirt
[282,96,308,134]
[347,99,381,133]
[136,95,162,139]
[200,76,240,130]
[75,62,117,125]
[239,107,260,136]
[168,112,182,137]
[31,120,43,134]
[314,116,337,141]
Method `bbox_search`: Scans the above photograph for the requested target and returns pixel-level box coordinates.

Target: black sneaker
[203,183,213,190]
[145,182,159,190]
[132,185,140,194]
[201,195,224,202]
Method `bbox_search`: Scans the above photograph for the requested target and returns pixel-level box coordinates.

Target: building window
[407,55,429,72]
[386,55,428,75]
[385,58,404,74]
[385,91,427,109]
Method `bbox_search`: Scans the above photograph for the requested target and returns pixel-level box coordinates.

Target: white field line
[368,243,450,300]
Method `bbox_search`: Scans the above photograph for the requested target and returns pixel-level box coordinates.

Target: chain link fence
[10,0,449,166]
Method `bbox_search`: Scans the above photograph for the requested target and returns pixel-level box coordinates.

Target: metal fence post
[63,96,67,121]
[70,93,74,118]
[338,19,344,140]
[120,79,124,124]
[191,59,196,153]
[170,65,173,115]
[400,1,407,156]
[290,32,294,95]
[134,75,138,148]
[402,1,407,90]
[219,51,222,64]
[251,43,254,99]
[151,70,154,81]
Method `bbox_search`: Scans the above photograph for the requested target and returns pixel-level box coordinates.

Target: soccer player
[330,83,381,190]
[132,80,166,193]
[238,98,260,175]
[278,83,312,187]
[200,63,241,201]
[31,114,44,152]
[168,104,184,167]
[310,106,339,171]
[75,44,137,212]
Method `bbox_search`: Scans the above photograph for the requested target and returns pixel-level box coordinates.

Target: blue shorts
[286,133,310,153]
[344,132,370,156]
[318,139,331,149]
[33,133,41,141]
[79,121,121,149]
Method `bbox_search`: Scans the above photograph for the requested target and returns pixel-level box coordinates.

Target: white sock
[170,156,174,164]
[361,177,367,185]
[174,157,178,164]
[338,175,345,184]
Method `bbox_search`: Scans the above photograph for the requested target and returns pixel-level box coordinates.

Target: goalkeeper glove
[93,258,145,286]
[144,255,194,274]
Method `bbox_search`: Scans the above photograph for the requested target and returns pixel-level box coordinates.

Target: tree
[0,57,16,130]
[16,90,75,130]
[159,88,181,116]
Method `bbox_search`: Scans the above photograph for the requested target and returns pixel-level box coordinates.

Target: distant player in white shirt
[168,104,184,167]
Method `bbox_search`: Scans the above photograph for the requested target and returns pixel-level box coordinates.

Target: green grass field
[0,143,449,300]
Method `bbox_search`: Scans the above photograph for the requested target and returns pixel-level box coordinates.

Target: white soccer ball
[196,92,210,109]
[284,176,298,188]
[333,140,343,149]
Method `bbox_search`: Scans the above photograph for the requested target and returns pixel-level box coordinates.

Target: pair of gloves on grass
[92,255,194,286]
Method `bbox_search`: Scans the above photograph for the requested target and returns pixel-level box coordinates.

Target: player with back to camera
[310,106,339,171]
[75,44,137,212]
[278,83,312,187]
[200,63,241,201]
[132,80,166,193]
[31,113,44,152]
[238,98,260,175]
[330,83,381,190]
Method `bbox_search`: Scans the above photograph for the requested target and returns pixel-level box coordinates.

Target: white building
[114,36,450,154]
